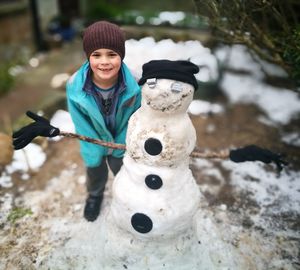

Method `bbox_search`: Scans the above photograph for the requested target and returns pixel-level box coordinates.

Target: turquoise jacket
[66,61,141,167]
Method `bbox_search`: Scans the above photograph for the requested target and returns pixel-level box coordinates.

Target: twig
[190,149,229,159]
[59,131,229,160]
[59,131,126,150]
[21,148,33,174]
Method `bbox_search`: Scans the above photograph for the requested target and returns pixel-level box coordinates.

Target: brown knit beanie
[83,21,125,59]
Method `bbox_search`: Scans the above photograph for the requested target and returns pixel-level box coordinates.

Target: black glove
[12,111,60,150]
[229,145,288,172]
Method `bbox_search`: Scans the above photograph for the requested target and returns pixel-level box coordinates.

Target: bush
[282,27,300,84]
[0,62,14,96]
[193,0,300,86]
[86,1,120,21]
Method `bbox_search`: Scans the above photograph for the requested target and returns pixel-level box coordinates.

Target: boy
[66,21,141,221]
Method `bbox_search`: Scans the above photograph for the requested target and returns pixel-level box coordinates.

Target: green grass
[7,207,33,225]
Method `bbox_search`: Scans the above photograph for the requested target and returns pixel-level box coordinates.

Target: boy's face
[89,48,122,88]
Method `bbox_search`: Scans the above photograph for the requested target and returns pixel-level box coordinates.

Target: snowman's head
[141,78,194,113]
[139,60,199,113]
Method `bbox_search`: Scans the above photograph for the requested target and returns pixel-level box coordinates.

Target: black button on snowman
[144,138,163,156]
[110,60,201,242]
[145,174,163,189]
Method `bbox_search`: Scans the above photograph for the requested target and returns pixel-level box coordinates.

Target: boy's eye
[90,51,118,58]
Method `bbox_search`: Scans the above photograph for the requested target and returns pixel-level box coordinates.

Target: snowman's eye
[171,82,183,93]
[146,78,157,88]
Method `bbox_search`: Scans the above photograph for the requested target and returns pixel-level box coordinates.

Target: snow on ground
[192,157,300,269]
[221,74,300,125]
[0,37,299,269]
[50,109,75,141]
[0,143,46,188]
[222,160,300,215]
[188,99,224,115]
[125,37,219,82]
[215,45,300,125]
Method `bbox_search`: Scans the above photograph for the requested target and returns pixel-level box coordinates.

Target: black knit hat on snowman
[138,60,199,90]
[83,21,125,59]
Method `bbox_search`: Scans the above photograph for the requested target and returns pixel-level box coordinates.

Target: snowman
[102,60,203,269]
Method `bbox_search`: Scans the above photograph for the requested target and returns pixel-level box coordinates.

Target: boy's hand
[229,145,288,172]
[12,111,60,150]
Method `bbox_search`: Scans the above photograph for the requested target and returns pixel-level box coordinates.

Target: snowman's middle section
[111,155,200,238]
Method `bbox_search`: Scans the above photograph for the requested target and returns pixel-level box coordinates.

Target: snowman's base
[101,211,201,270]
[101,209,246,269]
[38,208,247,270]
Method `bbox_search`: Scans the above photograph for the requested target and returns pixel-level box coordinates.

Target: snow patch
[281,132,300,147]
[221,73,300,124]
[50,109,75,141]
[222,160,300,213]
[0,143,46,188]
[50,73,70,88]
[125,37,219,82]
[188,99,224,115]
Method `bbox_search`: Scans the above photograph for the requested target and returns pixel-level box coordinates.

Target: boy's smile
[89,48,122,89]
